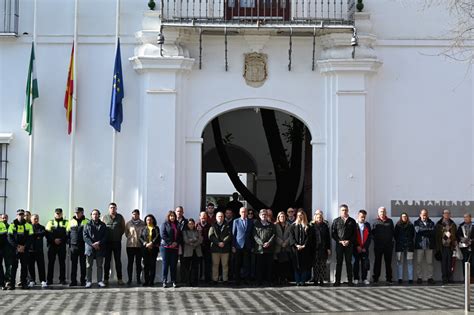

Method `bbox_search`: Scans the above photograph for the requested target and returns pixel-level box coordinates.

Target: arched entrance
[200,107,313,216]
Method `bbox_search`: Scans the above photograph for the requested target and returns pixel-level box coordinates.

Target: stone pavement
[0,283,471,314]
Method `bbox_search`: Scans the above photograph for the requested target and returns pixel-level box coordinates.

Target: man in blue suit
[232,207,253,286]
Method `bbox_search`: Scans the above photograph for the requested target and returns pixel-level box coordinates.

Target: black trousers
[126,247,142,282]
[182,252,200,286]
[256,253,273,283]
[233,248,250,283]
[373,244,393,282]
[178,254,187,284]
[104,241,123,281]
[11,252,29,286]
[70,245,86,284]
[200,249,212,282]
[28,250,46,283]
[353,251,369,281]
[47,244,66,283]
[0,249,5,286]
[441,246,453,282]
[335,243,353,283]
[142,248,158,285]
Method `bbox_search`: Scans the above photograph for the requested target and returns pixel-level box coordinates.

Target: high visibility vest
[0,221,7,234]
[8,221,33,236]
[46,219,68,231]
[66,217,89,232]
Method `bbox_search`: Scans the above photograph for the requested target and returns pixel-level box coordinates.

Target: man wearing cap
[125,209,145,285]
[67,207,89,286]
[45,208,69,285]
[7,209,33,290]
[102,202,126,285]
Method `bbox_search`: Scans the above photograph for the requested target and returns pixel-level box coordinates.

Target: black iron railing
[0,143,8,215]
[161,0,355,26]
[0,0,19,35]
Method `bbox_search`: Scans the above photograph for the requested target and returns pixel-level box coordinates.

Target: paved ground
[0,283,471,314]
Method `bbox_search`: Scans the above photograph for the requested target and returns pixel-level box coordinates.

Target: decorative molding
[317,59,382,74]
[146,89,177,94]
[336,90,367,95]
[130,56,194,72]
[311,139,326,145]
[243,53,268,88]
[0,133,13,144]
[185,137,204,144]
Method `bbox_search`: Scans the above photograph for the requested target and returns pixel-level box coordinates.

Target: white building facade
[0,0,473,224]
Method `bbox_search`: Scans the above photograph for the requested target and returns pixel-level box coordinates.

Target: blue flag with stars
[110,38,124,132]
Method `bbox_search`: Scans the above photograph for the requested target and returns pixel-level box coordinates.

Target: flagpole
[110,0,120,203]
[26,0,38,212]
[68,0,78,220]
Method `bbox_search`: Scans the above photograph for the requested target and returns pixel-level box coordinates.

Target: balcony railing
[0,0,19,35]
[161,0,355,28]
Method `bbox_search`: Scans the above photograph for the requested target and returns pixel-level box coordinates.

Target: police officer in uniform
[67,207,89,286]
[0,216,8,289]
[46,208,68,285]
[7,209,33,290]
[0,214,12,290]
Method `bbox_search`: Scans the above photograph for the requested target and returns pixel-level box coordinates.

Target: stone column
[130,11,194,215]
[317,12,382,220]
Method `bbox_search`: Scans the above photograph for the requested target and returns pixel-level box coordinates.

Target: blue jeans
[396,251,413,281]
[294,270,309,284]
[161,248,178,283]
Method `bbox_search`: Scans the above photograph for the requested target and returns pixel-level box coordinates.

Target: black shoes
[417,278,422,284]
[428,278,435,284]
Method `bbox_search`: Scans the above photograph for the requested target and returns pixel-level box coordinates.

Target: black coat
[394,221,415,252]
[209,222,232,253]
[30,223,46,252]
[371,217,395,250]
[140,226,161,248]
[312,222,330,260]
[289,224,314,271]
[331,216,357,245]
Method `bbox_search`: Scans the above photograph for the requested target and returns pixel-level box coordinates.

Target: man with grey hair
[253,209,275,286]
[435,209,457,284]
[372,206,394,284]
[457,212,474,277]
[209,212,232,284]
[413,208,435,284]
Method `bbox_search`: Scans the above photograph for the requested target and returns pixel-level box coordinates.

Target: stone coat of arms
[243,53,268,88]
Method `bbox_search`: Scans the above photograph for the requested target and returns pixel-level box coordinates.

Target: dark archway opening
[201,108,312,217]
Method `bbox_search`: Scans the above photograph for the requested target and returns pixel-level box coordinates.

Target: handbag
[454,244,463,260]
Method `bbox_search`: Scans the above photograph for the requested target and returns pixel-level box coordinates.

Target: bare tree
[425,0,474,62]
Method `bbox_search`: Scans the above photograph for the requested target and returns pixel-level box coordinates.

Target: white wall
[0,0,472,225]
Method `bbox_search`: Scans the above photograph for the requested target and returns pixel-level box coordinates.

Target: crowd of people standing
[0,197,473,290]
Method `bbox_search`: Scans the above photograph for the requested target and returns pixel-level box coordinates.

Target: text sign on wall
[391,200,474,217]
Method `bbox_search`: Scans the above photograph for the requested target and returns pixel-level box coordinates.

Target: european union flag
[110,38,124,132]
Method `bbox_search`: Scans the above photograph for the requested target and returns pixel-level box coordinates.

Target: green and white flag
[21,42,39,135]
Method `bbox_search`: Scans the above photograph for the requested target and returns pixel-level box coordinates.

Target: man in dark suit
[232,207,253,285]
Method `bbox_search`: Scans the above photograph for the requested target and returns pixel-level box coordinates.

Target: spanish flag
[64,43,74,135]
